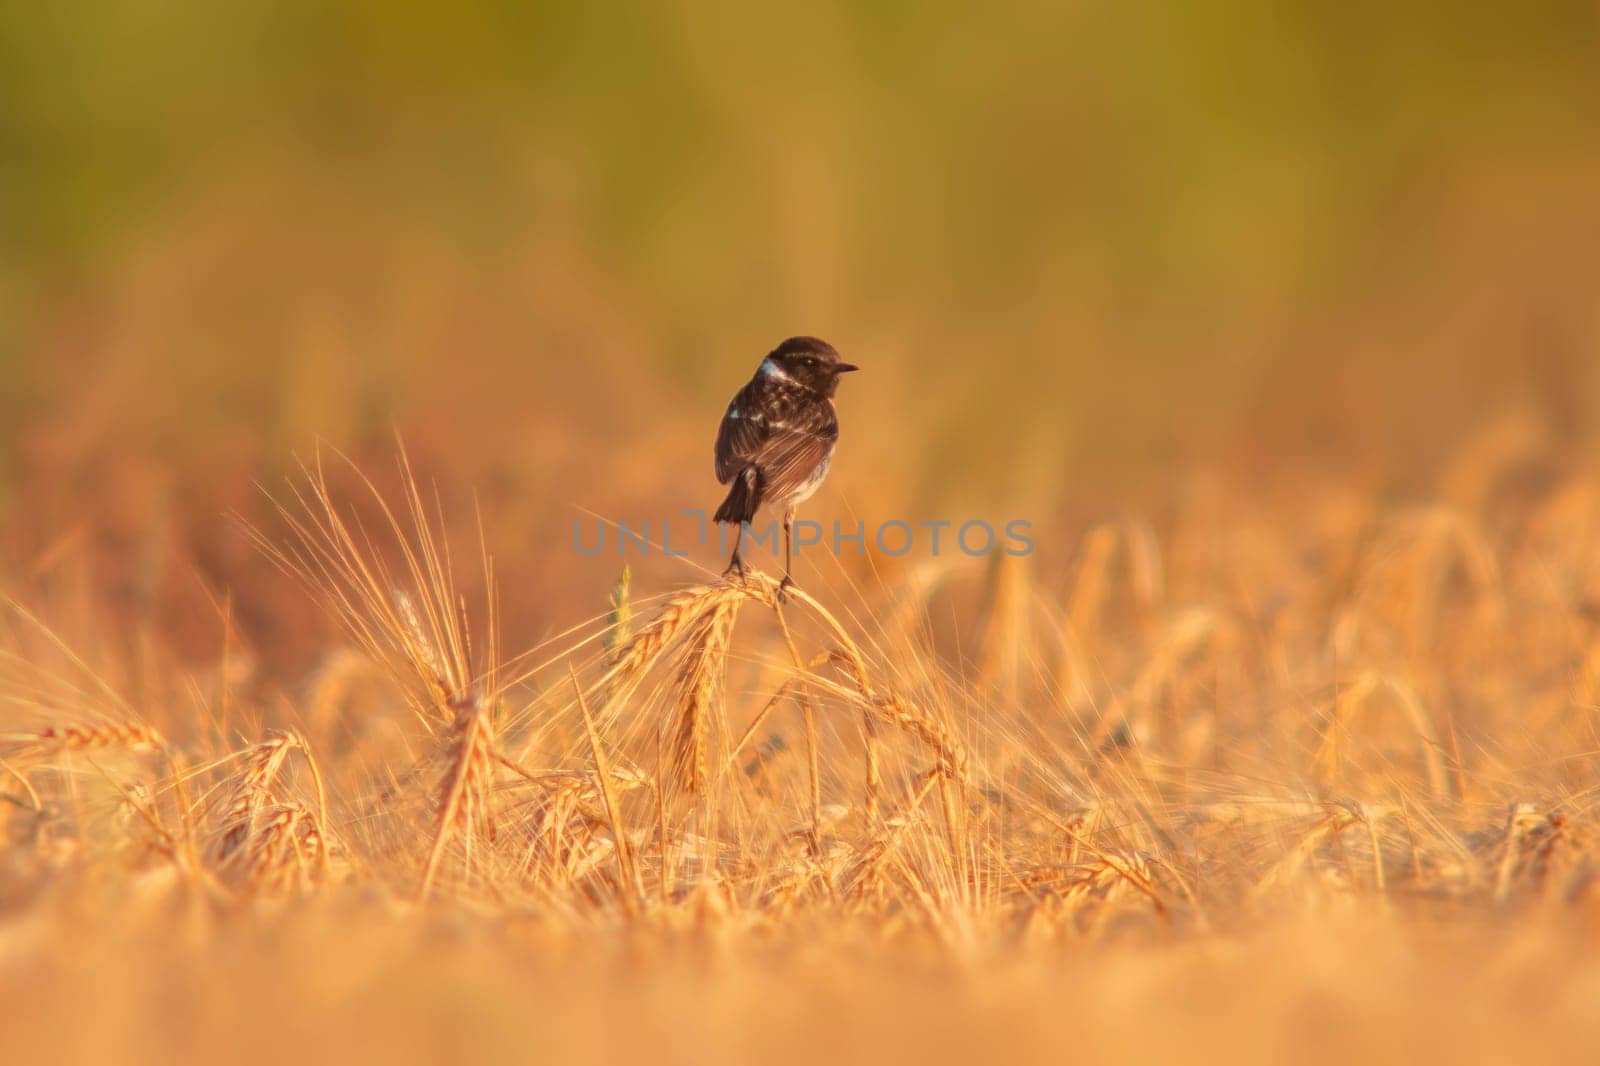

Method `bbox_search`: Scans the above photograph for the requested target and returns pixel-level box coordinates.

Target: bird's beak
[836,363,860,373]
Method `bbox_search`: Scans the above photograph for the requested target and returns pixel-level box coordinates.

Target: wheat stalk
[608,582,764,684]
[572,666,641,907]
[0,720,163,762]
[418,696,498,899]
[666,596,740,795]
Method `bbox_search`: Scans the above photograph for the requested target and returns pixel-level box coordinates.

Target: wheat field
[5,4,1600,1063]
[5,416,1600,1064]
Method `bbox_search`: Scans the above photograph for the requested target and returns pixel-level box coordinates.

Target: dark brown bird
[713,336,858,593]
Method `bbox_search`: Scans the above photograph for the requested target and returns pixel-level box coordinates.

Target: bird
[713,336,858,596]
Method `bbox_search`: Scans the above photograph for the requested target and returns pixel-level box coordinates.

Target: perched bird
[713,336,858,594]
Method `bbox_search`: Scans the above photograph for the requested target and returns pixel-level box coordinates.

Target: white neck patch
[758,357,795,384]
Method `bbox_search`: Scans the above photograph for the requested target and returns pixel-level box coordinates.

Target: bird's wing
[715,381,838,489]
[715,393,771,484]
[749,430,834,504]
[743,399,837,502]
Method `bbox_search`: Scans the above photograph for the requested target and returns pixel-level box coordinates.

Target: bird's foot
[722,555,747,584]
[777,575,796,604]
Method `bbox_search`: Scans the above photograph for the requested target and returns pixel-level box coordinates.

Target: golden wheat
[666,596,740,795]
[0,720,163,762]
[418,697,498,898]
[7,442,1600,1061]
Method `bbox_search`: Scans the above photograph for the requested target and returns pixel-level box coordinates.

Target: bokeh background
[2,2,1598,671]
[7,14,1600,1061]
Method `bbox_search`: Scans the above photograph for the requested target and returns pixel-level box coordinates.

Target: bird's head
[760,336,859,397]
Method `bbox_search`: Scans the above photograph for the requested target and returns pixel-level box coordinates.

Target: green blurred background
[1,2,1597,651]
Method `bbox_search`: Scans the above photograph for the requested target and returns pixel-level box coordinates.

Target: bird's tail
[714,468,762,525]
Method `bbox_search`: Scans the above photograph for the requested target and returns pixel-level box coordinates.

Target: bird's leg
[723,522,746,582]
[779,506,796,602]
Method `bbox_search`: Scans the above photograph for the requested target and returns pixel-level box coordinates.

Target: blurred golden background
[5,4,1598,631]
[7,9,1600,1063]
[5,24,1596,405]
[0,2,1596,703]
